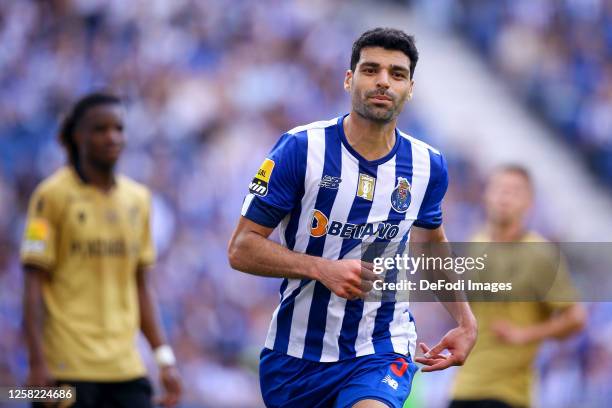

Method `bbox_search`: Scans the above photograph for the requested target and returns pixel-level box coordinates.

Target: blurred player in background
[449,165,586,408]
[21,93,182,408]
[229,28,477,408]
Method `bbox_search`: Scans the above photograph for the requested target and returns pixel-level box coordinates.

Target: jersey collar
[336,113,401,166]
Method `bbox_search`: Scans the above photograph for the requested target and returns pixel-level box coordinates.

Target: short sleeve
[20,186,59,270]
[543,255,580,310]
[138,191,156,268]
[241,133,306,228]
[413,151,448,229]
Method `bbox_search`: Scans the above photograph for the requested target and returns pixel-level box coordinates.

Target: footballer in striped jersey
[229,28,477,408]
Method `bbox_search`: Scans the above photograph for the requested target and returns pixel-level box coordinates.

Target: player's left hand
[414,323,477,372]
[157,365,182,407]
[491,320,532,345]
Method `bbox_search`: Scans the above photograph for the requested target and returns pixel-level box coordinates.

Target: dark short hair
[350,28,419,79]
[58,92,121,166]
[494,164,533,189]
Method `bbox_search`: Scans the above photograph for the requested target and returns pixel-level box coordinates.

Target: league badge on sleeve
[391,177,411,213]
[249,158,275,197]
[23,217,50,253]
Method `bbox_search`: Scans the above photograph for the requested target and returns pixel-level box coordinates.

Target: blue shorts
[259,348,419,408]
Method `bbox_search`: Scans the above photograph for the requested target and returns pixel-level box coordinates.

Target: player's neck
[78,160,116,192]
[343,113,397,161]
[485,221,527,242]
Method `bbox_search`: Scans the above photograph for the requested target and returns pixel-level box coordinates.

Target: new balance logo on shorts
[382,375,399,390]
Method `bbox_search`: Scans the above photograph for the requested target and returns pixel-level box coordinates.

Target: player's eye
[363,67,376,74]
[392,71,407,79]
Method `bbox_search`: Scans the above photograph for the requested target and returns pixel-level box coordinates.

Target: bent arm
[524,304,586,343]
[410,226,477,329]
[228,216,324,281]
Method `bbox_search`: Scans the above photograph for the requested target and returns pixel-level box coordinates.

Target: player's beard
[352,88,403,124]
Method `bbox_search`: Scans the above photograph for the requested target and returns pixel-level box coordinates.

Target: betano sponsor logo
[309,209,400,240]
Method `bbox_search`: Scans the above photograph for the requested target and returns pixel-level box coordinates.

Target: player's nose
[376,71,391,89]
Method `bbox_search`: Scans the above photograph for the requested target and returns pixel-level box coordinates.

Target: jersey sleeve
[413,151,449,229]
[542,254,580,310]
[20,185,59,270]
[241,133,306,228]
[138,191,156,268]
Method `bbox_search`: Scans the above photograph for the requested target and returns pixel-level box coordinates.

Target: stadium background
[0,0,611,407]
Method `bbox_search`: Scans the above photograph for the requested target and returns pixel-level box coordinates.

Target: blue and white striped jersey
[241,115,448,362]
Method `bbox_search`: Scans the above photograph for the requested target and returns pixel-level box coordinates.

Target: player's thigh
[334,353,418,408]
[259,348,341,408]
[351,399,392,408]
[104,377,153,408]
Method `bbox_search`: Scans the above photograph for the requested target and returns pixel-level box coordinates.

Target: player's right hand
[27,362,54,387]
[157,365,182,408]
[317,259,379,300]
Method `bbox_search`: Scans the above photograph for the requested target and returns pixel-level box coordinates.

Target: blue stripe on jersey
[283,131,309,250]
[302,281,333,360]
[292,126,342,359]
[337,162,379,360]
[273,279,310,352]
[372,136,414,354]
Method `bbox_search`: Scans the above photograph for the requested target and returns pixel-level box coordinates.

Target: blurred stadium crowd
[454,0,612,187]
[0,1,610,407]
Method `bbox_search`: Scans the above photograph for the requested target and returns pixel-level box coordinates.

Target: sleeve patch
[249,158,275,197]
[23,217,51,254]
[25,217,50,241]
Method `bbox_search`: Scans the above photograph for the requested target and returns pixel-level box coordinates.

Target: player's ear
[407,79,415,100]
[344,70,352,92]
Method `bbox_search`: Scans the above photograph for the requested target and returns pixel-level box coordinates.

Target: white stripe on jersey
[400,130,441,155]
[287,118,338,136]
[287,280,316,357]
[264,278,301,349]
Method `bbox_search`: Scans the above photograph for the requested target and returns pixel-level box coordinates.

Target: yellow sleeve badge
[249,158,275,197]
[23,217,50,253]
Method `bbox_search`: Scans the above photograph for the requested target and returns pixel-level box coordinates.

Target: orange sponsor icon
[310,210,329,237]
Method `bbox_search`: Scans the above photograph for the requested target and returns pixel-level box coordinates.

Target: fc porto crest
[391,177,411,213]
